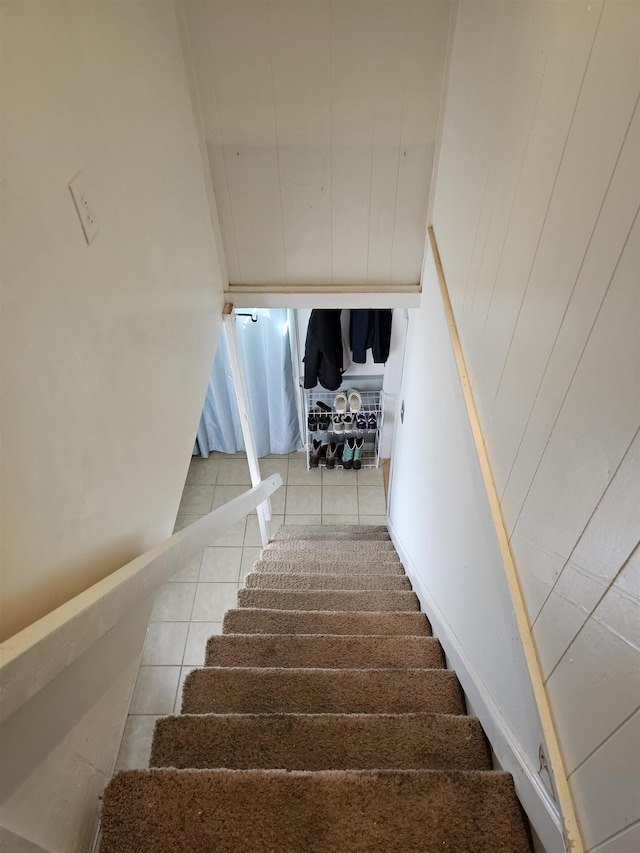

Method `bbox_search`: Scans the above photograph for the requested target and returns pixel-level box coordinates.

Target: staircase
[101,525,533,852]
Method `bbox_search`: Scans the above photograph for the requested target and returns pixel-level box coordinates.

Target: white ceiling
[183,1,451,290]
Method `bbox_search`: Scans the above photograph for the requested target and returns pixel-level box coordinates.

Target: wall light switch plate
[68,171,99,244]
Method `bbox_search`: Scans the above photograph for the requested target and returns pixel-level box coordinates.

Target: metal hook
[236,312,258,323]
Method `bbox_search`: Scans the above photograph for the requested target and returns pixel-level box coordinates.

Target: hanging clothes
[350,309,393,363]
[303,309,343,391]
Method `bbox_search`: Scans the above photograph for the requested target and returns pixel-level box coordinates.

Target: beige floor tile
[358,485,387,515]
[192,582,239,622]
[173,514,204,533]
[240,547,263,582]
[285,485,322,515]
[169,552,202,582]
[150,583,196,622]
[322,515,360,526]
[174,667,197,714]
[356,467,385,486]
[141,622,189,666]
[284,514,322,526]
[186,457,219,486]
[359,515,388,526]
[322,466,357,484]
[216,458,252,485]
[288,460,321,485]
[115,715,159,770]
[259,457,289,479]
[322,485,358,515]
[179,485,215,514]
[184,623,222,666]
[129,666,181,715]
[199,547,242,582]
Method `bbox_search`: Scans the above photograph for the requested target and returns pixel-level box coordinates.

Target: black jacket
[303,310,343,391]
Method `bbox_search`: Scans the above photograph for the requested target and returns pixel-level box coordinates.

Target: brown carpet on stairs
[181,667,465,715]
[236,587,420,612]
[204,633,444,669]
[101,769,532,853]
[253,557,405,574]
[266,539,397,552]
[222,607,431,636]
[100,524,533,852]
[245,570,411,590]
[273,524,390,540]
[150,712,492,771]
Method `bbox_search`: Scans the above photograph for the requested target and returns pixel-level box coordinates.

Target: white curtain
[195,309,302,458]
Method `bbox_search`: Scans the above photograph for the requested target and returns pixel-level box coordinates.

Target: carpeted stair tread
[223,608,431,636]
[253,558,405,574]
[101,768,532,853]
[181,667,464,715]
[150,713,491,772]
[237,588,420,613]
[205,634,444,669]
[266,539,397,552]
[273,525,390,541]
[245,571,411,591]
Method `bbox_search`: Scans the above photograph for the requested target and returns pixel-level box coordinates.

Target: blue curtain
[195,309,302,458]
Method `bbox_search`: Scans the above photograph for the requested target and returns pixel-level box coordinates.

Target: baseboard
[388,516,568,853]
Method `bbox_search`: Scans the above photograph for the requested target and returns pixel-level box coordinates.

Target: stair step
[150,712,491,772]
[205,634,444,669]
[101,768,532,853]
[253,558,404,574]
[223,608,431,636]
[181,667,464,715]
[273,524,390,541]
[237,588,420,613]
[266,539,397,552]
[245,571,411,591]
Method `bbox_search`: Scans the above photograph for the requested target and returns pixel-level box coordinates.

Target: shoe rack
[303,388,384,470]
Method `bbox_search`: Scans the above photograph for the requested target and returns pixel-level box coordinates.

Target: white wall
[0,1,223,847]
[388,245,560,850]
[418,1,638,849]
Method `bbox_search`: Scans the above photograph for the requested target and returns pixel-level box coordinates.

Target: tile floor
[115,450,387,770]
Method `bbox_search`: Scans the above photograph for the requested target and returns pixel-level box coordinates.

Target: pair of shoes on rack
[333,414,354,434]
[354,411,377,431]
[335,389,362,415]
[342,436,364,470]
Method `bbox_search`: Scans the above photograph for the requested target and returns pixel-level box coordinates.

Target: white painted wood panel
[462,3,557,370]
[469,1,603,432]
[485,0,639,495]
[545,590,639,770]
[390,0,449,285]
[435,0,504,318]
[206,1,287,284]
[590,822,640,853]
[568,711,640,851]
[184,0,451,288]
[330,1,376,284]
[501,104,640,531]
[513,217,639,587]
[366,1,412,286]
[269,0,332,284]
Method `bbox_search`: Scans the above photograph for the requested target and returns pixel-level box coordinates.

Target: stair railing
[0,473,282,726]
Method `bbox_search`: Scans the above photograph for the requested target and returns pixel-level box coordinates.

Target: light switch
[68,171,99,244]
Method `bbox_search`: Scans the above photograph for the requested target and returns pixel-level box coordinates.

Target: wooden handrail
[0,474,282,724]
